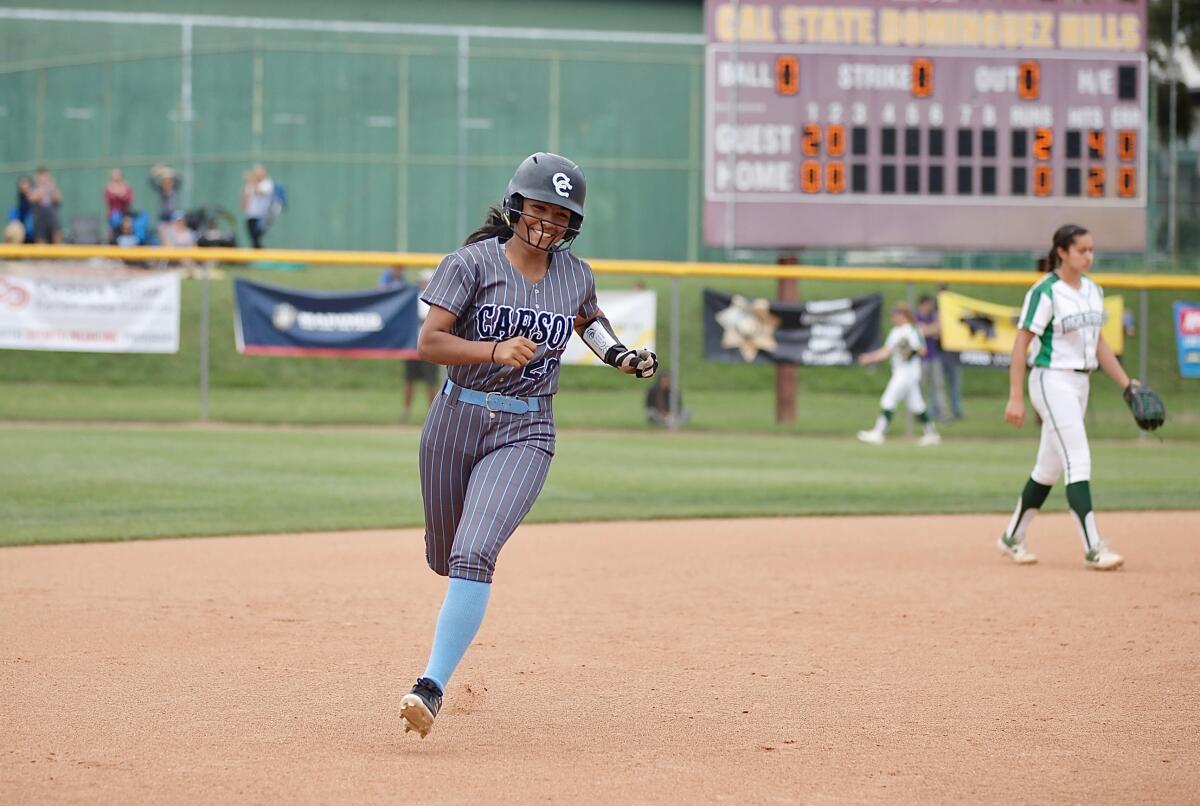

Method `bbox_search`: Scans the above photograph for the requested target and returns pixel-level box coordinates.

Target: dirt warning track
[2,513,1198,804]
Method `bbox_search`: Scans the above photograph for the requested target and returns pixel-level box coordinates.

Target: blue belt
[443,379,541,414]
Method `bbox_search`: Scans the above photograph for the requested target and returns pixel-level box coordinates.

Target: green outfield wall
[0,1,704,259]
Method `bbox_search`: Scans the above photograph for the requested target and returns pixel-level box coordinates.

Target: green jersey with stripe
[1018,272,1106,370]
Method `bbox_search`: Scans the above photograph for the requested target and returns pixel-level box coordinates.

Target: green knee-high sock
[1004,478,1052,541]
[1066,481,1103,555]
[871,409,894,433]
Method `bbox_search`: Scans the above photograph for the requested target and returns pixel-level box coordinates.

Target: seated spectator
[105,168,134,234]
[4,219,25,244]
[160,211,196,249]
[112,214,141,247]
[645,370,690,428]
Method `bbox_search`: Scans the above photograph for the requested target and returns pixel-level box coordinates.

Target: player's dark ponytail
[463,206,512,246]
[1046,224,1088,271]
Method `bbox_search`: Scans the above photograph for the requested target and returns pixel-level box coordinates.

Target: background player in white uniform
[999,224,1136,571]
[856,302,941,446]
[397,153,657,739]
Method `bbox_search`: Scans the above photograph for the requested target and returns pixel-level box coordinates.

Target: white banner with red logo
[0,269,180,353]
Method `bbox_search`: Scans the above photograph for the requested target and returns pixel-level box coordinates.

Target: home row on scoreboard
[712,158,1137,198]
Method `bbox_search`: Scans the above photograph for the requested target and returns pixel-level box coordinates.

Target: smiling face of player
[511,198,572,254]
[1056,232,1094,280]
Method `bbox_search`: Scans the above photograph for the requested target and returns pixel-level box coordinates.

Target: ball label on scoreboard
[704,0,1148,250]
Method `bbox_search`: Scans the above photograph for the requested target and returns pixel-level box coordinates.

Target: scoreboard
[704,0,1148,250]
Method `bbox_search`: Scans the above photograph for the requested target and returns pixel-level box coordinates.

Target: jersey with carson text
[1019,273,1105,370]
[885,323,923,371]
[421,236,600,397]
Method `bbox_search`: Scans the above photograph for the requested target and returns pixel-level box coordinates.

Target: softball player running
[998,224,1133,571]
[856,302,941,446]
[398,153,657,738]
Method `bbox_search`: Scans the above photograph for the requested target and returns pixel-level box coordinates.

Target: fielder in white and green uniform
[999,224,1139,571]
[856,302,941,446]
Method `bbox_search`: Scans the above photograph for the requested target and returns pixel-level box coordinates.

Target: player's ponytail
[463,206,512,246]
[1047,224,1088,271]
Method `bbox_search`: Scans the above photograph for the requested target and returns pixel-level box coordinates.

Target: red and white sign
[0,269,180,353]
[1178,306,1200,336]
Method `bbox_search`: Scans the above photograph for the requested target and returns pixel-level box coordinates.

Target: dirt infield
[2,513,1198,805]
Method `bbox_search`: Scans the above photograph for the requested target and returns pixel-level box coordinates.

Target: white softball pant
[1028,367,1092,485]
[879,365,926,414]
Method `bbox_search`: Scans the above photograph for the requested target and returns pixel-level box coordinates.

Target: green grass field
[2,423,1194,547]
[2,262,1195,547]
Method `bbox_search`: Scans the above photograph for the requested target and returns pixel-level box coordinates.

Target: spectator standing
[11,176,34,243]
[30,167,62,244]
[915,294,949,421]
[937,284,965,420]
[379,266,439,420]
[104,168,134,231]
[242,165,274,249]
[148,164,182,244]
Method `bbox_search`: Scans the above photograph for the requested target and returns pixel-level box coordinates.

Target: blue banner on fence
[233,278,420,359]
[1175,301,1200,379]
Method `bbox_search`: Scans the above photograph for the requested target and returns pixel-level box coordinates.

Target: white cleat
[1084,545,1124,571]
[917,432,942,447]
[997,534,1038,565]
[857,430,885,445]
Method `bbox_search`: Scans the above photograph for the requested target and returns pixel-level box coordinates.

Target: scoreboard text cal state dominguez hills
[704,0,1148,250]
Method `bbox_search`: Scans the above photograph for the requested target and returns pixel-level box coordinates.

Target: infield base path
[2,512,1198,804]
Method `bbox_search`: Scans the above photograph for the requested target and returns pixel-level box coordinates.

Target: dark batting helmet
[502,152,586,252]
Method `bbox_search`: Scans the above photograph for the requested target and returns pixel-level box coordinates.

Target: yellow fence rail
[2,244,1199,290]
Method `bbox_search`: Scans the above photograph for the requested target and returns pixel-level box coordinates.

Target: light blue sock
[421,577,492,692]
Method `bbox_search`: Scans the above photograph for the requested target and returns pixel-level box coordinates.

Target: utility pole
[1167,0,1180,258]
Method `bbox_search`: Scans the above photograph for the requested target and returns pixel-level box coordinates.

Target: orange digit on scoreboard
[1033,128,1053,160]
[911,58,933,98]
[1087,130,1106,159]
[826,124,845,157]
[775,55,799,96]
[1033,165,1053,196]
[1117,167,1136,197]
[1118,130,1137,161]
[1018,62,1040,100]
[1088,166,1106,197]
[801,160,822,193]
[826,161,846,194]
[802,124,821,157]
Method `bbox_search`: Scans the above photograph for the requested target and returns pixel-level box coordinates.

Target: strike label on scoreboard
[704,0,1148,250]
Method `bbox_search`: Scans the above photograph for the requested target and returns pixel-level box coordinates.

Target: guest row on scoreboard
[712,123,1140,161]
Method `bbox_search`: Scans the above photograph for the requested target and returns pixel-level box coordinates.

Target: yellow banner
[938,290,1123,356]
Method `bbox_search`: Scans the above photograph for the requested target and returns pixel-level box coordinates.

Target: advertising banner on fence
[0,268,180,353]
[938,290,1124,368]
[561,290,657,366]
[703,290,881,365]
[1175,301,1200,379]
[233,278,420,358]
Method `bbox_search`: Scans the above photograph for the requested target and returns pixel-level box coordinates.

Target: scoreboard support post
[776,258,799,423]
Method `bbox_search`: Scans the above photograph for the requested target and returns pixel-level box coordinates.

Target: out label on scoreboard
[704,0,1148,250]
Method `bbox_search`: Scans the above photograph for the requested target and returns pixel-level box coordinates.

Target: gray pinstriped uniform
[418,236,600,582]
